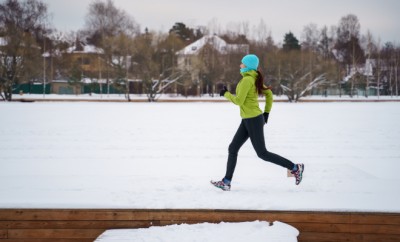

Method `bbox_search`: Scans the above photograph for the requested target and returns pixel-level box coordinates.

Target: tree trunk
[389,65,393,97]
[125,81,131,101]
[396,64,398,97]
[5,85,12,101]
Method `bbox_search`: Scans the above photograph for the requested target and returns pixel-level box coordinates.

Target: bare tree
[0,0,50,101]
[334,14,365,97]
[146,73,186,102]
[104,33,134,100]
[252,19,269,43]
[395,46,400,96]
[83,0,140,96]
[131,31,158,98]
[154,32,185,95]
[301,23,320,51]
[207,18,222,36]
[84,0,140,41]
[301,23,320,92]
[374,39,382,98]
[363,30,376,97]
[380,42,398,97]
[277,50,327,102]
[337,14,360,43]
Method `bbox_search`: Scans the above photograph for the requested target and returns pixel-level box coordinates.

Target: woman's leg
[245,115,295,170]
[224,121,249,181]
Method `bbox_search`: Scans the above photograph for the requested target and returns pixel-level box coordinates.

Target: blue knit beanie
[241,54,259,73]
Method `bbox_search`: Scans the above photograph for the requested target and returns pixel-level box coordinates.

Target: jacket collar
[240,69,258,78]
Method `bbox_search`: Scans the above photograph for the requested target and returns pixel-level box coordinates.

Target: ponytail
[255,69,269,95]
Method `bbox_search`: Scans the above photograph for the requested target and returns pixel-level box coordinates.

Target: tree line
[1,0,399,101]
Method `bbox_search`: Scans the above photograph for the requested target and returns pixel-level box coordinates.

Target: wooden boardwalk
[0,209,399,242]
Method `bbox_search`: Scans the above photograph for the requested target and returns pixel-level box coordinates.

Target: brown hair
[255,69,269,94]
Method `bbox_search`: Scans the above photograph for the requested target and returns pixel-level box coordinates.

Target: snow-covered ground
[11,93,400,101]
[0,101,399,212]
[95,221,298,242]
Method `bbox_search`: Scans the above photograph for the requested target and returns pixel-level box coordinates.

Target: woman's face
[240,63,246,69]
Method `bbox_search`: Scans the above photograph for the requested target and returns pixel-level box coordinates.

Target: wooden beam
[0,209,399,242]
[0,221,153,229]
[8,229,104,239]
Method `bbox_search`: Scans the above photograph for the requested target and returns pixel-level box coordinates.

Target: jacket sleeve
[264,88,273,113]
[223,78,252,106]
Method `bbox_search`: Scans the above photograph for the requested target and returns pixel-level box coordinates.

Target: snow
[66,43,104,54]
[95,221,298,242]
[0,101,400,212]
[13,93,400,102]
[0,37,7,46]
[176,35,248,55]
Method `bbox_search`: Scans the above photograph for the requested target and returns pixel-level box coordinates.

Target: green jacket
[224,70,273,119]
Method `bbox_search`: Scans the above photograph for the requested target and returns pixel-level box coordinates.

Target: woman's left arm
[264,88,273,113]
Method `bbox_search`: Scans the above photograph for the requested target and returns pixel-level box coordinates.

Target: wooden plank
[0,209,345,222]
[0,220,154,229]
[147,210,267,222]
[292,222,400,235]
[289,222,351,233]
[350,233,400,242]
[0,230,6,239]
[8,229,104,239]
[297,229,400,242]
[0,239,93,242]
[351,213,400,225]
[299,232,352,242]
[0,209,356,223]
[263,211,351,224]
[350,224,400,235]
[147,210,352,224]
[0,209,149,221]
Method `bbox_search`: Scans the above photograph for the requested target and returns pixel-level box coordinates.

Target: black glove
[219,86,228,97]
[263,112,269,124]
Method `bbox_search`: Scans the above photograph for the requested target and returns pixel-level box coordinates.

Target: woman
[211,54,304,191]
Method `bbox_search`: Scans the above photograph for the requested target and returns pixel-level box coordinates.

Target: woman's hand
[263,112,269,124]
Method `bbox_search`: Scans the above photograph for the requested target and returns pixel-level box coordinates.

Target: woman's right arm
[224,78,252,106]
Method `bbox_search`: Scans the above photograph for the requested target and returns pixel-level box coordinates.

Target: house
[175,35,249,95]
[51,40,105,95]
[176,35,249,71]
[65,39,104,76]
[311,58,389,97]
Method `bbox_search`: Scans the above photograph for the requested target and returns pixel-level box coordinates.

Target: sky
[39,0,400,44]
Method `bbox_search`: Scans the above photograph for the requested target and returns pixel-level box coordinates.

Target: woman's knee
[256,149,270,160]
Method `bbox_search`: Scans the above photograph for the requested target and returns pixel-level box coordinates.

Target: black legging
[224,114,295,181]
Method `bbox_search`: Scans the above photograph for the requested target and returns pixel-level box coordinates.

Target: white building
[176,35,249,70]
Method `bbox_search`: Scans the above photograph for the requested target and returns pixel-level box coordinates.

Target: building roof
[176,35,248,55]
[66,42,104,54]
[343,58,375,82]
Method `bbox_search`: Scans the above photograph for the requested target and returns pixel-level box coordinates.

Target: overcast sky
[41,0,400,43]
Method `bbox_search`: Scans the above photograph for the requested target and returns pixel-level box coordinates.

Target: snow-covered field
[0,101,399,212]
[12,93,400,102]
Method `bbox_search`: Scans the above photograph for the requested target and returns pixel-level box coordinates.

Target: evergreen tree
[283,32,301,51]
[169,22,202,43]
